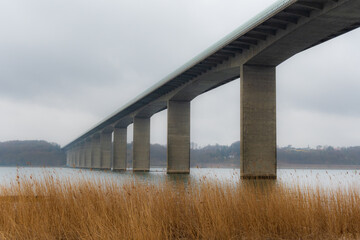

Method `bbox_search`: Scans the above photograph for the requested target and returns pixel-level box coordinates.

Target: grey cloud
[1,0,360,147]
[277,28,360,117]
[1,0,275,117]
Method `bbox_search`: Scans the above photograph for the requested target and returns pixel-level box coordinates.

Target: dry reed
[0,171,359,239]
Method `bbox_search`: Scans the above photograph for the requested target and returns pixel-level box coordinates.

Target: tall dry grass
[0,172,360,239]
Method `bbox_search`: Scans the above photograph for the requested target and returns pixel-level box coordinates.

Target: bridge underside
[65,0,360,178]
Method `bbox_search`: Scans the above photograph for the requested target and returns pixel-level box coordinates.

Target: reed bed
[0,172,359,239]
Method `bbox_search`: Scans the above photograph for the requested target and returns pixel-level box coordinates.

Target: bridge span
[63,0,360,178]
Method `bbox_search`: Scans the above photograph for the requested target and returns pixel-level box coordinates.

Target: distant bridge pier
[76,144,81,168]
[66,151,69,167]
[167,100,190,174]
[77,142,82,168]
[80,141,86,168]
[240,64,276,179]
[113,127,127,171]
[76,143,80,168]
[133,117,150,172]
[100,131,112,169]
[66,150,70,166]
[73,151,76,167]
[85,138,92,168]
[76,143,82,168]
[70,149,75,167]
[82,141,87,168]
[73,148,77,167]
[92,134,101,169]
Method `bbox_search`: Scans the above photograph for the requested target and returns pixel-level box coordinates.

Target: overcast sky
[1,0,360,148]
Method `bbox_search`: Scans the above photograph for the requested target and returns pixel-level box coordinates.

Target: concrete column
[113,128,127,170]
[92,135,101,169]
[69,149,73,167]
[76,145,80,168]
[167,101,190,174]
[71,149,76,167]
[133,117,150,171]
[100,132,112,169]
[66,151,70,166]
[82,142,87,168]
[73,148,77,167]
[68,150,72,167]
[240,64,276,179]
[68,151,72,167]
[80,142,86,168]
[85,139,92,168]
[78,144,82,168]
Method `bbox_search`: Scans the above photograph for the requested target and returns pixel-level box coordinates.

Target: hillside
[0,140,65,166]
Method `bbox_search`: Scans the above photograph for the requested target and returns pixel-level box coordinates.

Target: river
[0,167,359,190]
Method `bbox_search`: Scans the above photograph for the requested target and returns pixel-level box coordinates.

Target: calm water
[0,167,360,190]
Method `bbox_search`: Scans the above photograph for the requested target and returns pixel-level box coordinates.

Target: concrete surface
[133,117,150,171]
[167,101,190,173]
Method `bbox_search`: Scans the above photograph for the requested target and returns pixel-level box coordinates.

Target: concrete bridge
[63,0,360,178]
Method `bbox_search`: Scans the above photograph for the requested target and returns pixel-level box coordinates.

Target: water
[0,167,360,190]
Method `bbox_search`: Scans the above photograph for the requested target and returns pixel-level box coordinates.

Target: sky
[1,0,360,148]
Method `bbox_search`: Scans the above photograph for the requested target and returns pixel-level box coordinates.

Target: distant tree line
[277,145,360,166]
[1,140,360,167]
[0,140,65,166]
[147,142,360,167]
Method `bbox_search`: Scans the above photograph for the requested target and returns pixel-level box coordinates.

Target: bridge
[63,0,360,178]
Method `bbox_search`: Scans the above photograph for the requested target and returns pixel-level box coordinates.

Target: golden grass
[0,172,360,239]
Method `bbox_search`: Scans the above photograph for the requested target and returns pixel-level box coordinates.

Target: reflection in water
[165,174,193,186]
[129,170,195,188]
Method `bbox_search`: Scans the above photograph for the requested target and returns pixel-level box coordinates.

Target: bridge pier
[76,144,81,168]
[100,132,112,169]
[82,142,87,168]
[92,135,101,169]
[240,64,276,179]
[72,147,76,167]
[66,151,70,166]
[69,150,73,167]
[167,100,190,174]
[133,117,150,171]
[113,128,127,171]
[74,148,78,167]
[85,139,92,168]
[70,149,75,167]
[80,142,86,168]
[78,143,82,168]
